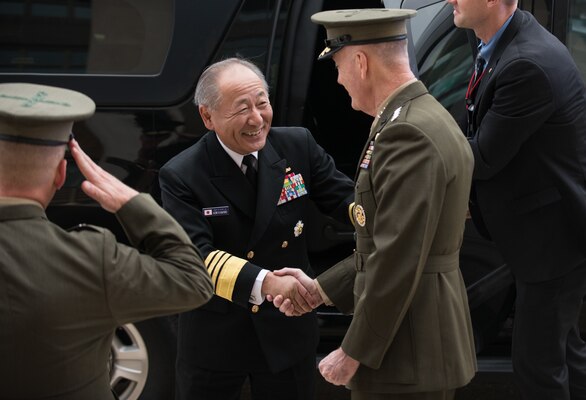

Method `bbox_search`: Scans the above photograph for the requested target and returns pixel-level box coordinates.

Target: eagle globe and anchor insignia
[354,204,366,227]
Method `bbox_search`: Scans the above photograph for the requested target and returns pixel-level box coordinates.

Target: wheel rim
[109,323,149,400]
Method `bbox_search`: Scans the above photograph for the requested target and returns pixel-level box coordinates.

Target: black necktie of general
[242,154,257,188]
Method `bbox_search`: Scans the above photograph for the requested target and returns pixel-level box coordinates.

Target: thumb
[272,267,298,277]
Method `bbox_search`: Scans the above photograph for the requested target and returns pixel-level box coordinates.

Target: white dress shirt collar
[215,134,258,170]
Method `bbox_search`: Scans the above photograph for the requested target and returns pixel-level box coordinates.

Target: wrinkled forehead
[218,68,269,104]
[218,64,265,89]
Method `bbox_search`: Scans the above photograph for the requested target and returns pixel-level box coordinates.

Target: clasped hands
[262,268,360,386]
[261,268,322,316]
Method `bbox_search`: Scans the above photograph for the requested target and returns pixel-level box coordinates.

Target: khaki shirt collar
[371,78,418,133]
[374,78,418,122]
[0,196,44,208]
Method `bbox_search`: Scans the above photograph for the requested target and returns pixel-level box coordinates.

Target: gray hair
[0,141,65,191]
[369,40,409,67]
[194,58,269,110]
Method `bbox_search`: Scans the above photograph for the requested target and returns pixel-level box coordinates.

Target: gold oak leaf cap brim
[311,8,417,60]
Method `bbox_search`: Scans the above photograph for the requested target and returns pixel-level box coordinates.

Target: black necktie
[242,154,257,188]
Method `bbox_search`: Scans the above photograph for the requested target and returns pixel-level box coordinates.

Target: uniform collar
[0,197,46,221]
[0,196,43,208]
[215,133,258,169]
[375,78,418,120]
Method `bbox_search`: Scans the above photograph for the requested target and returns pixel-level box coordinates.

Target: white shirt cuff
[249,269,269,305]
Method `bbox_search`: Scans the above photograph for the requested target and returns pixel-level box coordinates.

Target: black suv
[2,0,585,399]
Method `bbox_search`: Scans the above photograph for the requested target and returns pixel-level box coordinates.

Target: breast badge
[278,171,308,205]
[354,205,366,227]
[294,220,304,237]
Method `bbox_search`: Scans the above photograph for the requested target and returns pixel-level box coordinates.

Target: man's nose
[248,108,263,125]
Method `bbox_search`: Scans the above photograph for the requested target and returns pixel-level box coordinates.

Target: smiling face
[199,64,272,155]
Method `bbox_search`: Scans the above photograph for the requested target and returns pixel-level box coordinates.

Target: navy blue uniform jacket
[159,127,354,372]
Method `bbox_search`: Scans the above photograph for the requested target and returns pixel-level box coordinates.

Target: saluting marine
[0,83,213,400]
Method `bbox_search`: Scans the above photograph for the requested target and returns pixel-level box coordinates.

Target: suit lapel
[206,134,256,218]
[249,138,287,246]
[475,10,523,107]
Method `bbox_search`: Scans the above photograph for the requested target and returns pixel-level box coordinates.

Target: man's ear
[355,51,369,80]
[199,105,215,130]
[54,158,67,190]
[486,0,499,9]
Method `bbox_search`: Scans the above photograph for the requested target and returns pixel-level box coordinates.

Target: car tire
[110,317,177,400]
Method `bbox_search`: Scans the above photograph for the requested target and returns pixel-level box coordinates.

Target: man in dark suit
[0,83,213,400]
[158,58,354,399]
[450,0,586,397]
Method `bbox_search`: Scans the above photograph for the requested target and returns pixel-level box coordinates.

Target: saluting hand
[69,139,138,213]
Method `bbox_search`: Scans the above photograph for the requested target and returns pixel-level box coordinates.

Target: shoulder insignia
[390,107,402,122]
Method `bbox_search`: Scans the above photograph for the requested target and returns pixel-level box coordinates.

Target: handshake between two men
[261,268,321,316]
[260,268,361,387]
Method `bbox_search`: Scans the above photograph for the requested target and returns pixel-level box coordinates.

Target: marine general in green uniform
[0,83,213,400]
[273,9,477,400]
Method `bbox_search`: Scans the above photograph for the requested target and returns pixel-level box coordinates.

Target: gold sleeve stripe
[348,202,356,227]
[204,250,247,301]
[205,250,229,284]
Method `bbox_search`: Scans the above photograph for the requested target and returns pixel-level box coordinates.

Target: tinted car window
[212,0,294,97]
[0,0,173,75]
[567,0,586,79]
[419,27,470,126]
[0,0,245,106]
[519,0,553,29]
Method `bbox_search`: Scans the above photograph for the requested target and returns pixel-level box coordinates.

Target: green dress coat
[317,81,477,394]
[0,194,213,400]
